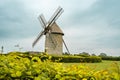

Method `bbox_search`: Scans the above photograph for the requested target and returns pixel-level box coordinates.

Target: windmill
[32,6,70,55]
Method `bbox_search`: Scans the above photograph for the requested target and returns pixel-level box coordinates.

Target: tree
[78,52,90,57]
[99,53,107,57]
[91,54,96,56]
[63,52,70,55]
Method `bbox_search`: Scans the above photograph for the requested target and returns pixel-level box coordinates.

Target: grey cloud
[0,1,40,39]
[0,0,120,56]
[68,0,120,26]
[63,0,120,54]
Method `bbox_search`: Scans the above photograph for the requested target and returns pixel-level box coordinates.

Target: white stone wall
[45,33,63,55]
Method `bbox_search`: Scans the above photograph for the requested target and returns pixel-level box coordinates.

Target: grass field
[63,60,120,71]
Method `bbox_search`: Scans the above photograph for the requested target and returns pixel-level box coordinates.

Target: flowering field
[0,52,120,80]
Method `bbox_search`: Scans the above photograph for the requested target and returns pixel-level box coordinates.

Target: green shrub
[0,54,119,80]
[101,56,120,61]
[51,56,102,63]
[5,52,102,63]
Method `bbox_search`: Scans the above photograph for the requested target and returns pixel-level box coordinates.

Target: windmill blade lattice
[62,38,70,54]
[32,30,45,47]
[38,14,47,29]
[47,7,64,29]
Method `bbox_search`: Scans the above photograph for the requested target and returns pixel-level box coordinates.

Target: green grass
[63,60,120,71]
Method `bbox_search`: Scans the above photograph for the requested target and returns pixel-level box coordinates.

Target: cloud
[0,0,41,39]
[61,0,120,56]
[0,0,120,56]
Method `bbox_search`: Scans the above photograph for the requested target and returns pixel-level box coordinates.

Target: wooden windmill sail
[32,6,70,55]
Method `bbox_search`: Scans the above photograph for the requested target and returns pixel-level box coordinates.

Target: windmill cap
[50,23,64,35]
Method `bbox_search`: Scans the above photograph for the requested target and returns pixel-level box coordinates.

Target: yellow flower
[11,73,16,78]
[9,63,14,66]
[82,78,87,80]
[16,71,22,77]
[26,71,32,75]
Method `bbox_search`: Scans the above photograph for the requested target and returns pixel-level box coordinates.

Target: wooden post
[1,46,3,54]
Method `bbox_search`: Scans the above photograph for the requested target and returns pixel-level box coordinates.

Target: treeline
[101,56,120,61]
[64,52,120,61]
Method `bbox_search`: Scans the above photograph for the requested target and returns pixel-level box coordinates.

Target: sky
[0,0,120,56]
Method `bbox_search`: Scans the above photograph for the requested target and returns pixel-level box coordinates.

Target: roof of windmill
[51,22,64,35]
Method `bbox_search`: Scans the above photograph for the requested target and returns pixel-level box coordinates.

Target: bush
[51,56,102,63]
[6,52,102,63]
[0,54,119,80]
[101,56,120,61]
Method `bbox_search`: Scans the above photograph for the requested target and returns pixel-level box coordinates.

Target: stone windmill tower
[32,7,70,55]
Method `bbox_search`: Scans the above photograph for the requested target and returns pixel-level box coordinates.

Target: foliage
[101,56,120,61]
[91,54,96,56]
[0,52,120,79]
[51,56,102,63]
[99,53,107,57]
[62,52,70,55]
[14,52,102,63]
[75,52,90,57]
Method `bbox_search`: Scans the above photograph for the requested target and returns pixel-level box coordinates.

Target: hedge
[101,56,120,61]
[51,56,102,63]
[6,52,102,63]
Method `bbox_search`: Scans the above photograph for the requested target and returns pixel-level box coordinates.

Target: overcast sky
[0,0,120,56]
